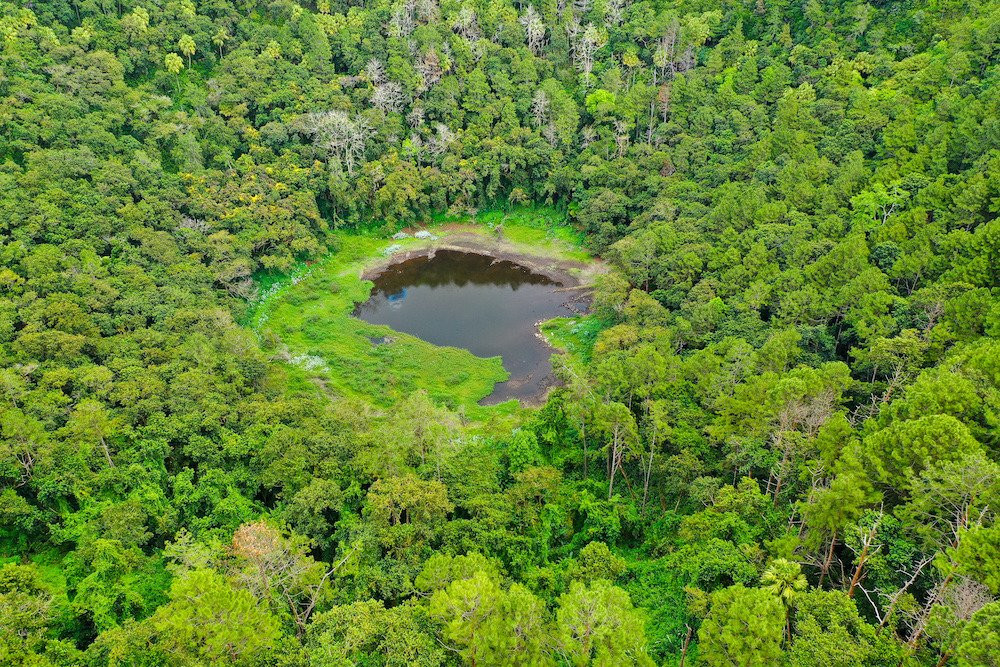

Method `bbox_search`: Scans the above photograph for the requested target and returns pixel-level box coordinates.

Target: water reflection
[354,250,578,403]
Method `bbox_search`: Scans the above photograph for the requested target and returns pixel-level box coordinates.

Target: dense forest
[2,0,1000,664]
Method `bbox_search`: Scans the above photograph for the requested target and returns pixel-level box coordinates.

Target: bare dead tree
[604,0,628,28]
[407,104,425,129]
[179,215,211,233]
[658,83,672,124]
[427,123,455,157]
[530,89,549,127]
[654,21,679,79]
[451,5,480,40]
[416,49,444,90]
[575,24,603,88]
[862,554,935,630]
[925,578,994,667]
[389,1,416,37]
[298,111,371,176]
[520,5,546,55]
[13,446,36,486]
[945,578,992,623]
[678,45,696,73]
[767,388,837,506]
[542,122,557,146]
[565,18,580,63]
[679,624,694,667]
[846,507,884,599]
[230,522,362,638]
[364,57,386,84]
[899,454,998,649]
[905,576,994,658]
[371,81,405,113]
[414,0,439,22]
[614,118,629,157]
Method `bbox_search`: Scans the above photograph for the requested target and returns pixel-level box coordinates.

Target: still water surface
[354,250,577,403]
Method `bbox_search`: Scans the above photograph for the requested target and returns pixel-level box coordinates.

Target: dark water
[354,249,580,403]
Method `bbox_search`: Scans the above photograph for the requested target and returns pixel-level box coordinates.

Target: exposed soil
[356,227,602,407]
[360,229,604,288]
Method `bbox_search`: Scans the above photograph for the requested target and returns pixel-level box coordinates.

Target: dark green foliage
[1,0,999,664]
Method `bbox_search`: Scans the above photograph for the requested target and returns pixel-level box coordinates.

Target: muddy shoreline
[356,229,600,407]
[359,231,600,288]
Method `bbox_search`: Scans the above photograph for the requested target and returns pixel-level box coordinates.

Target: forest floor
[245,209,602,421]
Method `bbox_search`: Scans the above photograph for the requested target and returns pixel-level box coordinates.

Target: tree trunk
[878,556,933,630]
[772,474,784,508]
[771,433,789,507]
[608,442,619,500]
[847,543,869,598]
[100,437,115,468]
[818,530,837,587]
[642,423,656,511]
[679,624,693,667]
[909,572,954,649]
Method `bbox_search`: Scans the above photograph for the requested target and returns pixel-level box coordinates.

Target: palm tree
[212,27,230,58]
[164,53,183,94]
[178,34,196,67]
[762,558,807,644]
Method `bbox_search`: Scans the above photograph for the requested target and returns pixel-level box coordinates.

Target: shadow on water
[353,249,581,404]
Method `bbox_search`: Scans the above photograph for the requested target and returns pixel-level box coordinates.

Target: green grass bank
[245,209,601,419]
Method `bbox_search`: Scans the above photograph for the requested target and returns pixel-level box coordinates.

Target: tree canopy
[1,0,999,664]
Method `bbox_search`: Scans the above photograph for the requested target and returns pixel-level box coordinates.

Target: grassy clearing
[247,208,594,419]
[541,315,604,368]
[432,205,590,261]
[253,235,508,413]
